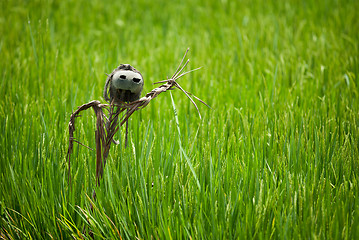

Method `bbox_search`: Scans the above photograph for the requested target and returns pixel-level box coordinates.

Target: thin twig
[171,48,189,79]
[173,81,201,119]
[70,138,94,151]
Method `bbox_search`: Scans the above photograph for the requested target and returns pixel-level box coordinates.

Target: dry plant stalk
[67,49,208,185]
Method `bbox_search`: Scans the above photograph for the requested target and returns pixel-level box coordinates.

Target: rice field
[1,0,358,239]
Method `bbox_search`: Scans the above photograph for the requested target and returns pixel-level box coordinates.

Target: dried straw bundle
[67,49,208,185]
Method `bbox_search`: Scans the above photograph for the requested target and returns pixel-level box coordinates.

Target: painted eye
[120,75,126,79]
[132,78,141,83]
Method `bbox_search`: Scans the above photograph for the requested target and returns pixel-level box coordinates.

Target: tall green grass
[1,0,358,239]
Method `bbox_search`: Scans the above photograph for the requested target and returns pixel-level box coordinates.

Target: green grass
[1,0,359,239]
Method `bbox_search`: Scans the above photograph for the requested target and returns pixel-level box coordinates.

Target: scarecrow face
[111,69,143,94]
[103,64,144,104]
